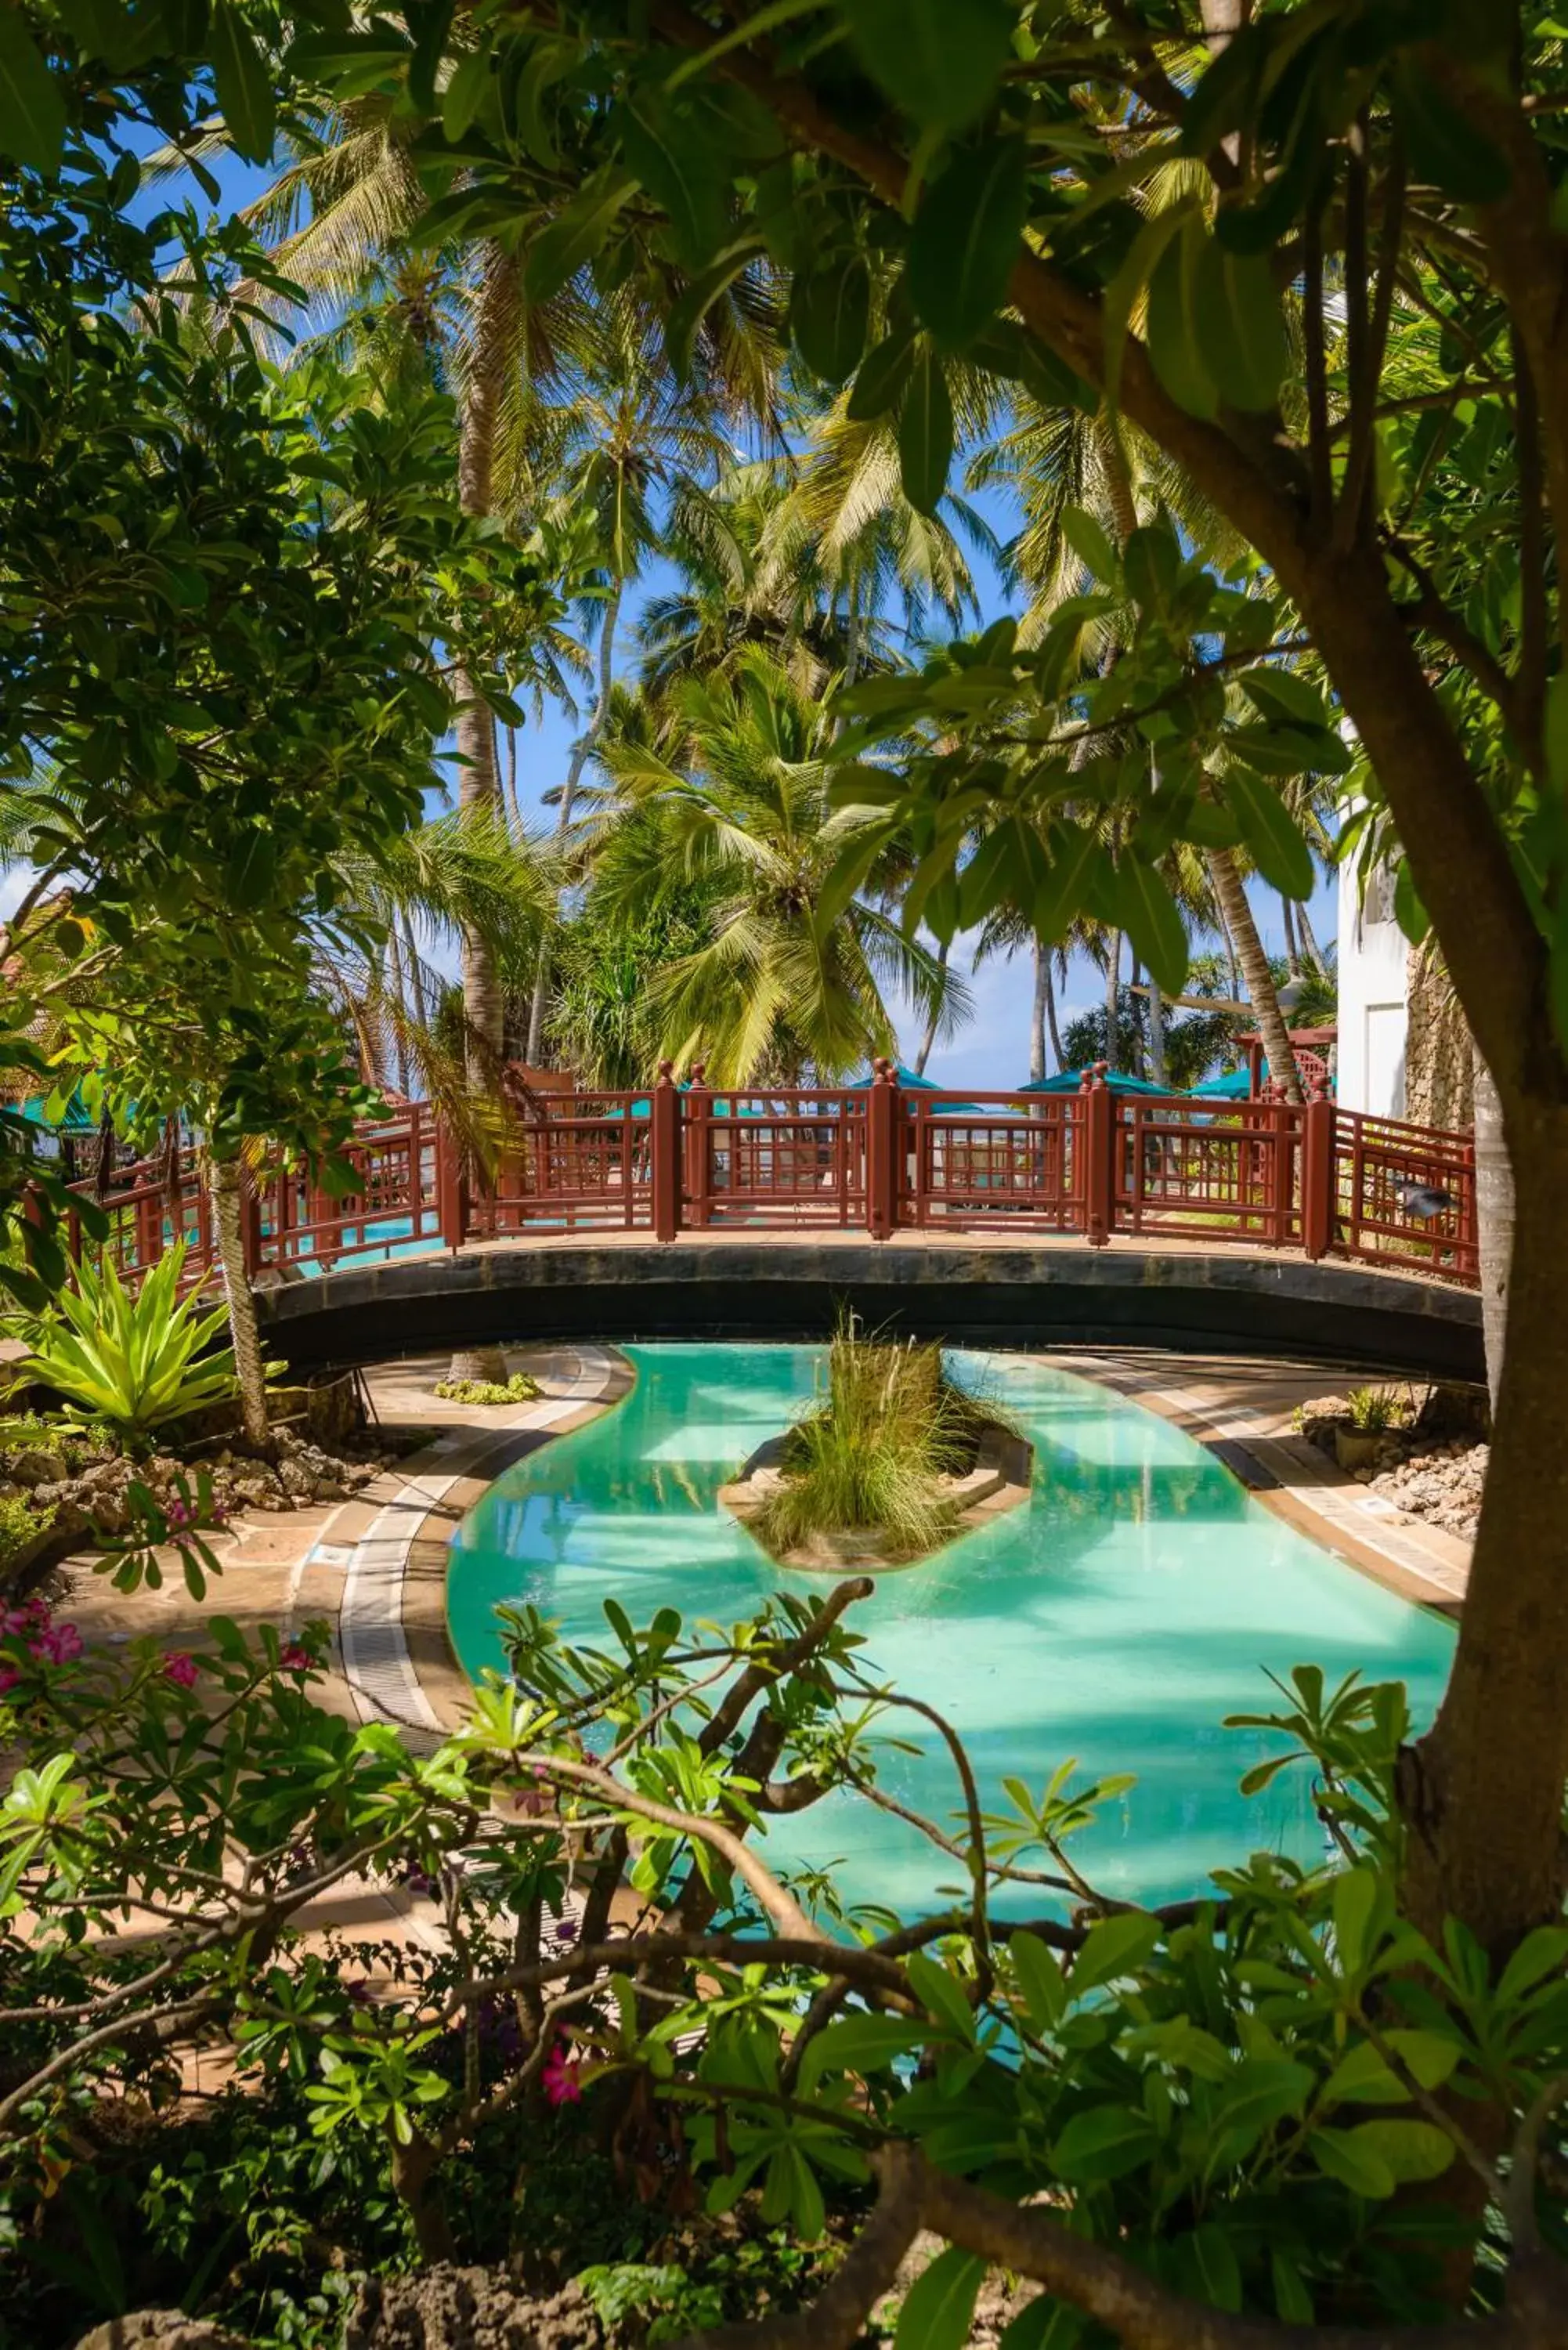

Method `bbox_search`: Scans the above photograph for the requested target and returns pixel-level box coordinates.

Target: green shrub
[751,1317,1000,1559]
[1346,1385,1401,1434]
[4,1242,240,1439]
[0,1490,55,1573]
[432,1372,541,1405]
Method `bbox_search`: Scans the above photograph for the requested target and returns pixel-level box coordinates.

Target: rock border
[717,1419,1033,1571]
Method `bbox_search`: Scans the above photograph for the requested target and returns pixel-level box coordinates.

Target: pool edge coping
[341,1347,634,1740]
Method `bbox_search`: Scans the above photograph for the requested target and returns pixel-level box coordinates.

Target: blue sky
[120,139,1338,1093]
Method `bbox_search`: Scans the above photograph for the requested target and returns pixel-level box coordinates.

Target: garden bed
[1295,1381,1489,1541]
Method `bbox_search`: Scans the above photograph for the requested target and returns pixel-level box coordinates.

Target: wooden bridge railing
[58,1061,1481,1293]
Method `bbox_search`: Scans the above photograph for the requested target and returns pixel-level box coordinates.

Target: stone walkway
[1053,1349,1471,1611]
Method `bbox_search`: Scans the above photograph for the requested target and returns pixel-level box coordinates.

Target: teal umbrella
[847,1062,941,1091]
[13,1089,99,1134]
[1187,1065,1337,1099]
[1020,1068,1186,1097]
[1188,1067,1254,1100]
[847,1065,990,1112]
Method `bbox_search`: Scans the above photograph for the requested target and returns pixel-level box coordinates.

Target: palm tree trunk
[1472,1042,1512,1418]
[1103,930,1122,1068]
[1280,891,1302,975]
[388,929,409,1096]
[1295,896,1328,975]
[913,939,950,1076]
[1029,941,1052,1082]
[1147,975,1168,1087]
[1216,898,1241,1003]
[403,914,428,1039]
[1206,847,1302,1104]
[526,575,626,1065]
[209,1155,269,1449]
[454,244,517,1081]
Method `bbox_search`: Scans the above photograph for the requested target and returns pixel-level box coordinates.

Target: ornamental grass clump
[752,1318,997,1560]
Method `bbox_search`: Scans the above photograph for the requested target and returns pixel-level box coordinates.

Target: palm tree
[754,392,999,670]
[237,105,786,1080]
[981,400,1306,1099]
[635,461,905,704]
[972,906,1069,1080]
[583,653,965,1084]
[519,309,756,1060]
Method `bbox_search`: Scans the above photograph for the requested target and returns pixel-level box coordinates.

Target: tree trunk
[525,575,626,1065]
[1103,930,1121,1068]
[1205,848,1302,1104]
[1471,1042,1511,1418]
[1216,899,1241,1003]
[454,244,517,1083]
[505,724,520,831]
[403,914,428,1042]
[1029,941,1052,1082]
[1280,891,1302,975]
[1128,956,1147,1077]
[1403,1096,1568,1961]
[388,2128,454,2263]
[913,939,950,1076]
[1147,975,1167,1087]
[208,1155,269,1450]
[387,927,409,1097]
[1296,894,1328,975]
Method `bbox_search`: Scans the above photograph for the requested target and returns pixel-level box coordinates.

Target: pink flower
[163,1651,199,1689]
[31,1622,81,1666]
[512,1763,552,1818]
[541,2037,583,2109]
[0,1664,19,1697]
[278,1643,313,1674]
[2,1600,48,1636]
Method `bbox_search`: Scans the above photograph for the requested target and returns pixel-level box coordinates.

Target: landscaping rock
[346,2267,604,2350]
[1299,1390,1487,1542]
[74,2315,245,2350]
[9,1446,68,1488]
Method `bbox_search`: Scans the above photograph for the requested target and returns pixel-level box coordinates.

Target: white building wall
[1336,855,1407,1116]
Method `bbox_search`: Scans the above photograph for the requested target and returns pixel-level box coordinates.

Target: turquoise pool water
[447,1345,1455,1918]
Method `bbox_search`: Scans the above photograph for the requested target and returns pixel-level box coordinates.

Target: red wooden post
[1263,1094,1291,1247]
[1300,1085,1335,1260]
[1458,1133,1477,1280]
[686,1061,712,1228]
[274,1156,295,1271]
[1083,1065,1115,1246]
[437,1115,469,1251]
[651,1061,681,1244]
[866,1058,898,1238]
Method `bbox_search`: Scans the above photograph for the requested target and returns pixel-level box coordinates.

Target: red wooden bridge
[69,1062,1479,1296]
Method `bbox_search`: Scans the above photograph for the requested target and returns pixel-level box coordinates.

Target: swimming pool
[447,1345,1455,1918]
